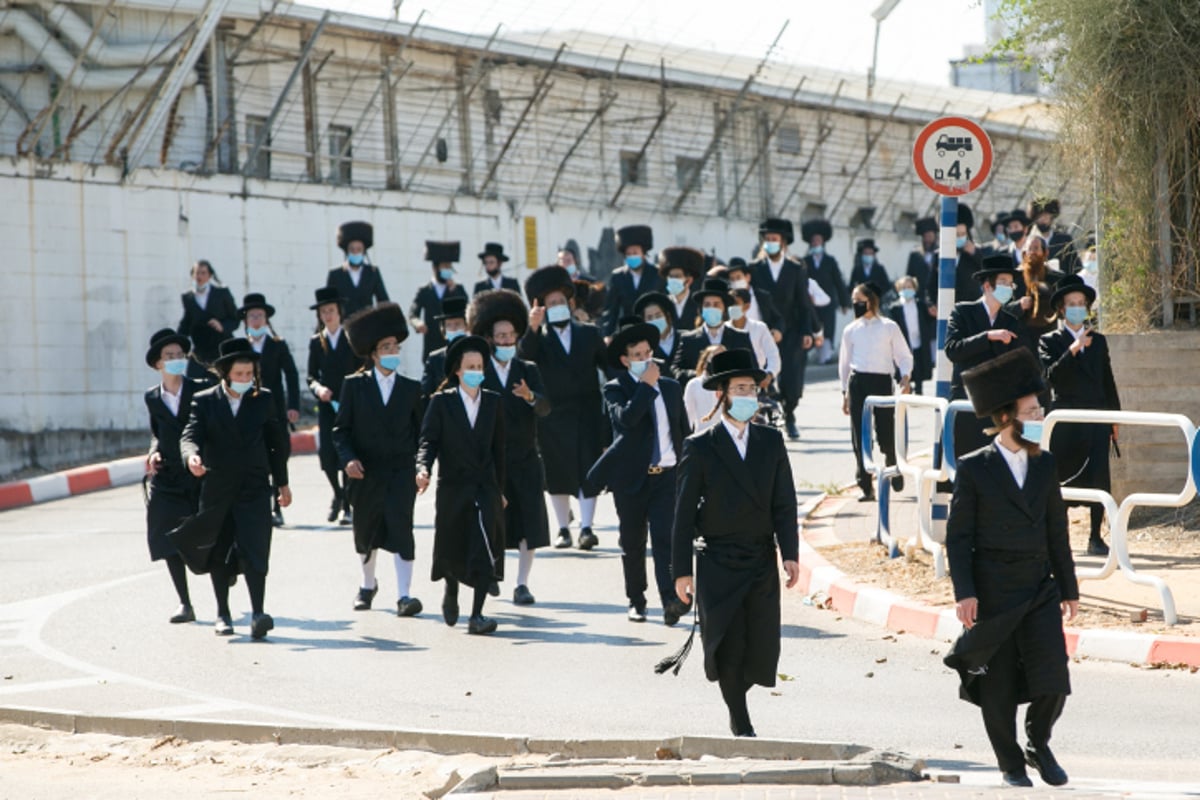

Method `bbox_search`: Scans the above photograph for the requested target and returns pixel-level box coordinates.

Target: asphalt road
[1,367,1197,794]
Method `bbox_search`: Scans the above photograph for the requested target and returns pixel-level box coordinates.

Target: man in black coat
[518,266,609,550]
[469,289,552,605]
[420,297,469,400]
[749,218,814,439]
[944,348,1078,789]
[472,243,522,295]
[587,319,690,625]
[670,348,800,737]
[335,302,425,617]
[887,276,933,394]
[945,255,1025,459]
[673,278,752,387]
[657,246,704,332]
[326,221,389,317]
[178,259,239,367]
[801,218,849,362]
[601,225,662,335]
[849,239,891,301]
[410,241,469,360]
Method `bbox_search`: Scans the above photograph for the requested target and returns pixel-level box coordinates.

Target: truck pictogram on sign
[935,134,973,157]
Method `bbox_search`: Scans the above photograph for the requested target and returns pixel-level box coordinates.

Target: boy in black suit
[326,221,389,317]
[410,241,469,360]
[601,225,662,335]
[473,243,522,295]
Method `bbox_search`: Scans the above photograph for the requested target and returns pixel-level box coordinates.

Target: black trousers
[977,636,1067,773]
[848,372,896,492]
[778,329,810,415]
[613,468,676,610]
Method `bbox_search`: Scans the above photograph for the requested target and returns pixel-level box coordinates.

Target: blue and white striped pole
[931,195,958,538]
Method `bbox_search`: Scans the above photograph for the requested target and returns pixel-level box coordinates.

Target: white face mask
[727,305,745,321]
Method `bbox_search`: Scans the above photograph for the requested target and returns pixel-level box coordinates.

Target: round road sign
[913,116,993,196]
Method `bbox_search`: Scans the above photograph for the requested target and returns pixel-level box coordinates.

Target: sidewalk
[797,491,1200,668]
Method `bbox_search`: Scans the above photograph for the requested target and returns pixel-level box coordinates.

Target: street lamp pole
[866,0,901,207]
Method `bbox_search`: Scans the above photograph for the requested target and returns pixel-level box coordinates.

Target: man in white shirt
[727,288,780,389]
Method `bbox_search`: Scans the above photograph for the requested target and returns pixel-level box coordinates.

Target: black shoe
[578,528,598,550]
[554,528,572,549]
[339,510,353,526]
[214,615,234,636]
[513,585,536,605]
[858,489,875,502]
[169,604,195,624]
[1001,771,1033,788]
[1025,745,1068,786]
[397,596,423,617]
[785,420,800,440]
[729,713,756,738]
[467,614,497,635]
[250,612,274,640]
[1087,536,1110,557]
[272,509,285,527]
[663,599,691,627]
[890,474,904,492]
[442,595,460,627]
[488,581,500,598]
[353,585,378,611]
[627,605,647,623]
[327,497,340,523]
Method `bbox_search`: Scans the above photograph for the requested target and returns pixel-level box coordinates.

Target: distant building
[950,0,1045,97]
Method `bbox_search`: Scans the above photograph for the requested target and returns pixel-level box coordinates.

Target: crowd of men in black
[138,200,1110,781]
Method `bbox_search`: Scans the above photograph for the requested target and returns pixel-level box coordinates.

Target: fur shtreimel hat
[962,348,1046,419]
[615,225,653,254]
[524,266,575,304]
[344,302,409,359]
[801,219,833,245]
[468,289,528,338]
[337,221,373,252]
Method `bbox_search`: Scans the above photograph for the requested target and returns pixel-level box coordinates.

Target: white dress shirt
[348,266,362,287]
[486,274,505,290]
[250,334,266,353]
[659,329,676,356]
[900,299,922,350]
[458,387,482,428]
[672,294,690,322]
[434,282,447,300]
[492,356,511,386]
[721,417,750,459]
[728,318,780,376]
[683,376,720,432]
[767,255,784,283]
[1065,322,1087,353]
[809,280,832,308]
[193,286,210,310]
[980,295,1000,326]
[552,322,572,354]
[375,367,397,405]
[160,384,182,417]
[226,387,242,417]
[995,438,1028,488]
[636,376,677,468]
[838,315,914,392]
[704,326,726,346]
[325,326,342,349]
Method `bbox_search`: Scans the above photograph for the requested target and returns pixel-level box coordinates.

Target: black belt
[647,465,675,475]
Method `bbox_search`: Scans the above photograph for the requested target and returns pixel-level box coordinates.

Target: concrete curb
[0,428,318,512]
[797,495,1200,669]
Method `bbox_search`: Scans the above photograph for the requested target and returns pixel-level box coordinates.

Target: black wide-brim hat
[989,211,1013,231]
[444,334,492,378]
[145,327,191,368]
[425,240,461,263]
[801,218,833,244]
[337,220,373,251]
[1008,208,1031,228]
[962,348,1046,419]
[310,286,345,310]
[634,291,677,325]
[973,253,1018,282]
[691,276,733,307]
[657,246,706,280]
[344,302,409,359]
[468,289,528,338]
[213,337,261,369]
[616,225,653,254]
[702,348,766,391]
[758,217,795,245]
[524,265,575,303]
[856,238,877,254]
[435,296,469,321]
[914,217,938,236]
[1050,273,1096,308]
[607,317,660,370]
[477,242,509,262]
[238,292,275,318]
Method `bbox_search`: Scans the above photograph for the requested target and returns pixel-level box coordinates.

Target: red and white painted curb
[795,495,1200,669]
[0,427,318,513]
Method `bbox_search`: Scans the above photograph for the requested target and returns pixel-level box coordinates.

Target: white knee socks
[549,494,572,529]
[578,492,596,529]
[360,550,378,590]
[394,555,414,600]
[517,541,535,586]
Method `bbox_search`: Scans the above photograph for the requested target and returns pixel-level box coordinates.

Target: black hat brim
[702,366,767,391]
[145,334,191,368]
[239,302,276,318]
[213,350,261,369]
[1050,281,1097,308]
[444,335,492,378]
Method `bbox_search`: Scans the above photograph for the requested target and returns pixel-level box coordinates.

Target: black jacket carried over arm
[178,287,238,364]
[326,264,389,317]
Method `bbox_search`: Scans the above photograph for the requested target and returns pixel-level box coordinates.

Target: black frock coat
[333,370,423,559]
[944,300,1025,456]
[177,287,238,365]
[671,327,753,388]
[1039,326,1120,495]
[601,268,664,335]
[256,337,301,432]
[473,276,522,295]
[326,264,389,318]
[750,256,814,401]
[483,358,552,549]
[420,346,449,399]
[169,385,289,575]
[144,379,204,560]
[307,329,365,472]
[943,445,1078,705]
[417,389,506,586]
[850,260,892,301]
[887,300,933,385]
[672,422,799,686]
[409,282,470,359]
[516,321,608,496]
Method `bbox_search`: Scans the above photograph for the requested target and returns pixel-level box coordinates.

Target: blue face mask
[991,284,1014,304]
[628,359,650,377]
[163,358,188,376]
[1064,306,1089,326]
[246,326,269,338]
[956,236,969,249]
[728,396,758,422]
[347,253,364,266]
[461,370,485,388]
[995,232,1008,245]
[701,308,724,328]
[666,277,687,296]
[861,254,875,267]
[763,241,782,256]
[438,268,455,282]
[647,316,668,334]
[228,379,254,396]
[625,255,643,270]
[546,304,571,325]
[564,263,578,277]
[810,245,824,256]
[900,288,916,301]
[1020,420,1044,445]
[494,344,516,363]
[445,329,466,342]
[379,353,401,371]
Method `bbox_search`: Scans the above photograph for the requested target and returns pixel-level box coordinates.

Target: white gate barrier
[893,394,950,578]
